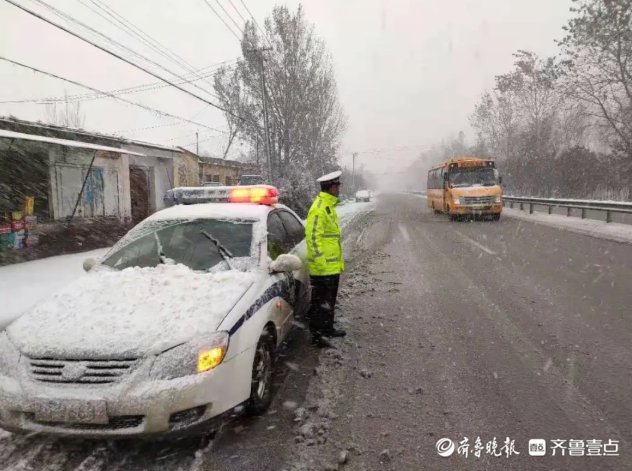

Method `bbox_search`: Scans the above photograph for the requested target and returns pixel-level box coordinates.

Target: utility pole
[256,136,259,166]
[352,152,358,193]
[247,47,273,181]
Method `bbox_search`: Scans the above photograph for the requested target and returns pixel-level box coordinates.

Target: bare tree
[44,91,85,129]
[213,66,246,159]
[469,51,594,194]
[213,5,346,212]
[558,0,632,160]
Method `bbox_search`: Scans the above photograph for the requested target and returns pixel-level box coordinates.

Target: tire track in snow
[4,438,48,471]
[398,223,410,242]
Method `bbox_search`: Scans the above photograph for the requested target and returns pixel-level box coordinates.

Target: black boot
[323,327,346,338]
[311,334,334,348]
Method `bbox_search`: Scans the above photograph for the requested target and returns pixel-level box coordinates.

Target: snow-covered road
[0,194,630,470]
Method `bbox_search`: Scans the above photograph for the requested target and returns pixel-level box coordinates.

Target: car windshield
[449,167,498,188]
[101,219,254,272]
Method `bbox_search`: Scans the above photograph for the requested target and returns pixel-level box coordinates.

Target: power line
[238,0,273,48]
[79,0,186,71]
[115,121,184,134]
[345,145,433,155]
[202,0,242,42]
[86,0,193,71]
[117,104,219,134]
[214,0,244,35]
[83,0,217,91]
[0,60,239,105]
[1,68,215,104]
[181,135,217,147]
[227,0,247,24]
[0,56,227,135]
[3,0,245,121]
[29,0,221,102]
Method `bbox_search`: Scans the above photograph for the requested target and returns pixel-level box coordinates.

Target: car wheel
[246,330,275,415]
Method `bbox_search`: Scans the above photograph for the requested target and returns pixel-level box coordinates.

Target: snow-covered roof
[0,117,179,153]
[0,129,146,156]
[147,202,274,222]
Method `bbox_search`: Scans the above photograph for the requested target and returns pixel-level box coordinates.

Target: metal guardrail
[503,196,632,223]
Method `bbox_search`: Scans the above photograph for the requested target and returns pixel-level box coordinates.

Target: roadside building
[198,155,243,186]
[0,118,183,224]
[174,148,201,188]
[0,117,264,262]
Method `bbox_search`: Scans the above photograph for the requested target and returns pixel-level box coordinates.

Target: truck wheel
[246,330,275,415]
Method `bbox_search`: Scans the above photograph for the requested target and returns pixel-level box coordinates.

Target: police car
[0,185,309,437]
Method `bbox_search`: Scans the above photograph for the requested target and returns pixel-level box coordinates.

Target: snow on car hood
[7,264,256,359]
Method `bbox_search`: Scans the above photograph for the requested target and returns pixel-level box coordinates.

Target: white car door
[266,212,299,340]
[276,210,310,315]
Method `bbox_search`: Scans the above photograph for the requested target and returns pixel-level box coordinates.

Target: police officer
[305,170,346,347]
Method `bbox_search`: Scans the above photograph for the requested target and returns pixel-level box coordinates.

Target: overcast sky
[0,0,573,176]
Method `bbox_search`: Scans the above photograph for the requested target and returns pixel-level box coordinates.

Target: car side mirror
[269,254,302,273]
[83,257,97,272]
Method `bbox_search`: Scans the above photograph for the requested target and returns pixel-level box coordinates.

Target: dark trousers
[308,274,340,335]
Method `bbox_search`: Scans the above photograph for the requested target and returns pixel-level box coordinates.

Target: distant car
[0,185,309,438]
[239,174,265,185]
[355,190,371,202]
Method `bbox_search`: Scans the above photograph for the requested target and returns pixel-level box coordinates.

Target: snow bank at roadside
[337,200,375,229]
[503,208,632,245]
[412,192,632,245]
[0,248,109,327]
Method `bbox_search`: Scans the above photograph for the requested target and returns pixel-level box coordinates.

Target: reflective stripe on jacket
[305,191,344,276]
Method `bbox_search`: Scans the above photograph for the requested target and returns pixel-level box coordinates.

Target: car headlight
[495,195,502,203]
[150,332,229,380]
[452,197,460,205]
[0,332,21,376]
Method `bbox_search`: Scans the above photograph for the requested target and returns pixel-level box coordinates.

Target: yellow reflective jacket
[305,192,345,276]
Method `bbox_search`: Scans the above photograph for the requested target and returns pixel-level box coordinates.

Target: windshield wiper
[200,230,235,270]
[154,233,167,264]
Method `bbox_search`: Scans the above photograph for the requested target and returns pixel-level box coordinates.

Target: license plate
[31,398,108,424]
